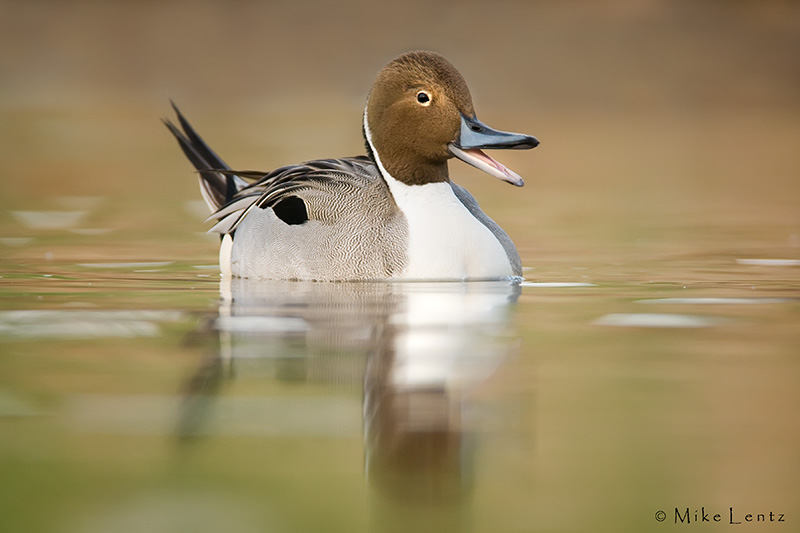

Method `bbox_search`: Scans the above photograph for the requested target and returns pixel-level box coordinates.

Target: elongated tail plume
[163,102,247,212]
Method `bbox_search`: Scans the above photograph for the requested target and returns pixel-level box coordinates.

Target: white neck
[363,108,514,280]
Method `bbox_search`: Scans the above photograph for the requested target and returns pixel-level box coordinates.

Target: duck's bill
[450,114,539,187]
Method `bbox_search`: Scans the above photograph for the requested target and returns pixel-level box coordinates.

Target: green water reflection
[1,261,798,533]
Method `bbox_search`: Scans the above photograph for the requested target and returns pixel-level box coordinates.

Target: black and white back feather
[165,105,409,279]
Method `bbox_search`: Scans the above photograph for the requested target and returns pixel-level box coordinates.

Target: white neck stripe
[363,107,393,183]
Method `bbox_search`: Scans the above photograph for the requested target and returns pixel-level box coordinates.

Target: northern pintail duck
[166,51,538,281]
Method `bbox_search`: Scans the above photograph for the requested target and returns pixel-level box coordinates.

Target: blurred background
[1,0,798,268]
[1,2,799,533]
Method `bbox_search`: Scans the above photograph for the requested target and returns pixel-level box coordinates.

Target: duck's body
[218,156,407,280]
[166,51,538,281]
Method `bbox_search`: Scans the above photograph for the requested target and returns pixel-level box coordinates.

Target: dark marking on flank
[269,196,309,225]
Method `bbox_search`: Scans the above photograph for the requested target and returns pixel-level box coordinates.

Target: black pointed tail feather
[164,102,244,212]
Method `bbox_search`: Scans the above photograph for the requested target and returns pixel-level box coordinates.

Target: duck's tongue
[448,144,525,187]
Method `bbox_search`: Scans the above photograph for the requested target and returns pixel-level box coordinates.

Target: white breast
[384,176,513,280]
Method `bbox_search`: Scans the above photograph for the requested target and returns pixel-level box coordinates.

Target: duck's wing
[206,156,381,235]
[222,157,408,280]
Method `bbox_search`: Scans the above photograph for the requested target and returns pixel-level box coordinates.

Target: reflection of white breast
[389,285,514,390]
[384,177,513,280]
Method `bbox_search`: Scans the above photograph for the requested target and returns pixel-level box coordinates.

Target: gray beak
[457,115,539,150]
[448,114,539,186]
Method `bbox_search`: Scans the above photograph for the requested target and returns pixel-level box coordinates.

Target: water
[1,248,797,532]
[2,123,799,533]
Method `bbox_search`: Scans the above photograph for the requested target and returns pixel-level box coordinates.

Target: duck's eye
[416,91,431,106]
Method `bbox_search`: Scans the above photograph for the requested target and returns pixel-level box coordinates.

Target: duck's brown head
[363,51,538,187]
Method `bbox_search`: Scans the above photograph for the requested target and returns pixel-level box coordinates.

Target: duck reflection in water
[180,278,522,532]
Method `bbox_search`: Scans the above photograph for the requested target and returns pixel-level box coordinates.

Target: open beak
[448,114,539,187]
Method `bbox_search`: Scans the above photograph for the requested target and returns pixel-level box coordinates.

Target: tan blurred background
[1,0,798,268]
[1,4,798,532]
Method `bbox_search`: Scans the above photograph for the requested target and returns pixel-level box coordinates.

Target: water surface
[1,248,797,533]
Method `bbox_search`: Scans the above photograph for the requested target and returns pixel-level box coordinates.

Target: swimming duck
[165,51,538,281]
